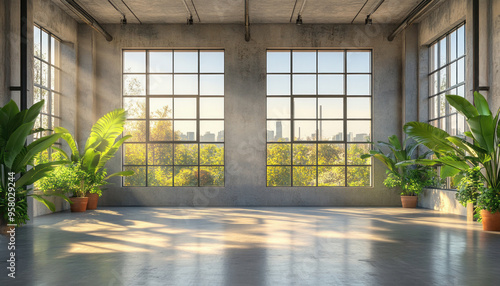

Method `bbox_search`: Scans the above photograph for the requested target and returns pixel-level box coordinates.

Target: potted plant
[404,92,500,231]
[361,135,438,207]
[455,166,482,222]
[0,100,67,232]
[52,108,133,210]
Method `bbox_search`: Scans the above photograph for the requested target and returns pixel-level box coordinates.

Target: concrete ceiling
[52,0,424,25]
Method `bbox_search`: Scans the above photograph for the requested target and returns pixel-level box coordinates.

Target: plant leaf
[446,94,479,118]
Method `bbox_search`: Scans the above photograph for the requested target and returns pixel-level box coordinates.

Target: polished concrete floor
[1,207,500,286]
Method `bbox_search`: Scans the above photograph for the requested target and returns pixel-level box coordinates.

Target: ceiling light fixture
[108,0,127,25]
[187,15,193,25]
[365,15,372,25]
[296,14,303,25]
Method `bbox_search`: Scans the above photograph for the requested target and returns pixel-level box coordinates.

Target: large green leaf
[403,122,456,154]
[95,135,132,171]
[388,135,402,150]
[84,109,126,152]
[11,133,63,172]
[50,146,70,160]
[373,153,396,173]
[467,115,495,153]
[1,100,20,119]
[105,170,134,180]
[3,122,34,168]
[473,91,492,116]
[55,127,79,160]
[30,195,56,212]
[440,165,461,179]
[24,100,45,123]
[446,95,479,118]
[15,161,68,188]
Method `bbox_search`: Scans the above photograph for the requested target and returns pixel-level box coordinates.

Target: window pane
[200,120,224,142]
[429,96,438,119]
[200,144,224,165]
[318,51,344,73]
[347,51,370,73]
[293,75,316,95]
[51,37,59,66]
[347,121,371,142]
[40,89,49,113]
[267,97,290,119]
[34,59,41,85]
[33,87,41,104]
[439,38,447,67]
[124,166,146,186]
[267,143,291,165]
[267,120,290,142]
[51,67,60,92]
[149,75,172,95]
[450,31,457,61]
[457,114,465,136]
[200,97,224,119]
[449,114,457,136]
[200,51,224,73]
[347,75,371,95]
[294,121,316,141]
[450,62,457,87]
[319,120,343,141]
[123,51,146,73]
[267,166,291,186]
[52,93,60,116]
[293,166,316,186]
[174,144,198,165]
[318,144,344,165]
[123,75,146,95]
[267,51,290,73]
[457,26,465,57]
[347,144,371,165]
[318,167,345,186]
[41,31,49,61]
[34,26,41,58]
[150,120,173,141]
[430,44,438,72]
[457,58,464,83]
[318,75,344,95]
[293,51,316,73]
[174,167,198,186]
[174,51,198,73]
[150,98,172,119]
[174,121,197,141]
[200,75,224,95]
[430,72,438,95]
[124,120,146,142]
[174,98,196,119]
[439,94,446,117]
[439,68,447,91]
[200,167,224,186]
[124,143,146,165]
[174,75,198,95]
[148,143,173,165]
[294,98,316,119]
[347,167,370,186]
[318,98,343,119]
[149,51,172,73]
[148,166,173,186]
[293,143,316,165]
[42,62,49,87]
[267,75,291,95]
[347,97,371,119]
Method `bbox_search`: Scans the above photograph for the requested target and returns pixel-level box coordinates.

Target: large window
[429,24,466,136]
[33,25,61,142]
[266,50,372,187]
[122,49,224,187]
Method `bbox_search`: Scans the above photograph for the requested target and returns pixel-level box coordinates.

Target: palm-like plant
[0,100,67,226]
[51,109,133,197]
[361,135,436,196]
[404,92,500,212]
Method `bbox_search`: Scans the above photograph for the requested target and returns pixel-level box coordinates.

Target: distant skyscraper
[187,132,195,141]
[217,130,224,142]
[276,121,282,140]
[201,132,215,142]
[267,130,275,141]
[354,133,368,142]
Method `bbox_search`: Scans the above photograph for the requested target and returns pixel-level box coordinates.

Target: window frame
[122,49,225,187]
[266,49,373,187]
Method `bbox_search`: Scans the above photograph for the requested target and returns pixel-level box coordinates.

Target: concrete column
[0,1,7,105]
[77,25,97,148]
[491,0,500,109]
[402,25,419,131]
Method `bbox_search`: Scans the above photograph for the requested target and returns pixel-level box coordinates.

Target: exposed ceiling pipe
[388,0,439,41]
[190,0,201,23]
[120,0,142,24]
[351,0,369,24]
[365,0,385,24]
[245,0,250,42]
[107,0,127,25]
[61,0,113,41]
[296,0,307,24]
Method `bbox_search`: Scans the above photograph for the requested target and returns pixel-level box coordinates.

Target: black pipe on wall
[20,0,27,110]
[472,0,479,93]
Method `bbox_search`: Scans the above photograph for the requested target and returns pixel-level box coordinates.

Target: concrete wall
[86,23,404,207]
[419,188,467,216]
[0,1,6,105]
[30,0,78,217]
[491,0,500,110]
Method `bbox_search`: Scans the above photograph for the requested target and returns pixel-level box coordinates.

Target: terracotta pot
[86,193,99,210]
[481,210,500,231]
[70,197,88,212]
[401,196,418,208]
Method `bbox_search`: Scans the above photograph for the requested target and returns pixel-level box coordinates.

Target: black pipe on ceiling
[61,0,113,41]
[472,0,479,93]
[388,0,439,41]
[20,0,27,110]
[245,0,250,42]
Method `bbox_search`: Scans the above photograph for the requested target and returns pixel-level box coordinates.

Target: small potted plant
[455,166,482,222]
[361,135,438,207]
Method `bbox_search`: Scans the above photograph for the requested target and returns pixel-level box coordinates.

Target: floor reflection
[0,207,499,285]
